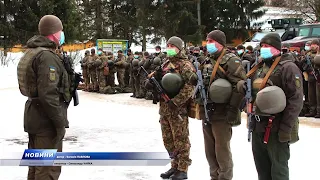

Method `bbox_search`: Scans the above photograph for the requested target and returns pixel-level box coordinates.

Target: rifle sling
[245,56,281,90]
[259,57,281,90]
[209,49,227,85]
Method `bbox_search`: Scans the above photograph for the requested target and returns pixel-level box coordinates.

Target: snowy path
[0,89,319,180]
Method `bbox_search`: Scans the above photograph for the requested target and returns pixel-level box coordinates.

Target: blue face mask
[305,46,310,51]
[59,31,65,45]
[237,49,244,55]
[260,47,273,60]
[134,55,139,59]
[206,43,218,54]
[97,51,102,55]
[245,49,249,53]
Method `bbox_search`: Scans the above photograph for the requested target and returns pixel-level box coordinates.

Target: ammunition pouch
[229,90,245,109]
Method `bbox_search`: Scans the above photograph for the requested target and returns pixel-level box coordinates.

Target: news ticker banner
[0,149,171,166]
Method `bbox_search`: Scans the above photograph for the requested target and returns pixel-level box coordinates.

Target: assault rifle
[140,66,183,121]
[305,55,318,81]
[192,56,210,125]
[62,53,83,106]
[243,60,254,142]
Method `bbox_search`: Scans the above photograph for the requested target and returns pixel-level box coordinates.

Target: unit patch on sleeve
[295,74,301,88]
[49,66,56,81]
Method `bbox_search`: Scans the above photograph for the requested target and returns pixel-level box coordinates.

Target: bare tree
[69,50,82,68]
[0,51,16,67]
[287,0,320,22]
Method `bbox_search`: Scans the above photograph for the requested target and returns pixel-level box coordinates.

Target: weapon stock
[192,56,210,125]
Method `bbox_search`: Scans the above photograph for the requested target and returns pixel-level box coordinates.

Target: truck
[282,23,320,53]
[243,18,302,48]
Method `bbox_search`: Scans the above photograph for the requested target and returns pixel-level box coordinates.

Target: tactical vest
[199,53,238,104]
[17,47,72,103]
[17,47,48,97]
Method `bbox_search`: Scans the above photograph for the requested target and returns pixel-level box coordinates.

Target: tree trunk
[142,26,146,51]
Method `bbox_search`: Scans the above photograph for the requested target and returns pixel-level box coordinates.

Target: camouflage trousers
[139,75,146,97]
[117,69,125,88]
[107,73,115,87]
[89,69,98,91]
[124,67,130,87]
[160,114,192,172]
[203,121,233,180]
[97,70,107,93]
[82,68,90,90]
[27,131,62,180]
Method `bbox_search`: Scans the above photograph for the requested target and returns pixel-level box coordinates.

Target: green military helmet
[209,78,232,103]
[153,57,162,65]
[161,73,183,96]
[132,59,139,66]
[313,54,320,66]
[107,60,114,67]
[138,60,144,67]
[255,86,286,115]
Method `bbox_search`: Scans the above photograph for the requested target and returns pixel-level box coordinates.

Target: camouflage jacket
[115,55,126,70]
[80,55,90,69]
[159,55,196,116]
[88,54,99,69]
[97,55,108,70]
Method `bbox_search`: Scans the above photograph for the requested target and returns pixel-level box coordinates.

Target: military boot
[305,108,316,117]
[171,170,188,180]
[160,168,177,179]
[315,108,320,118]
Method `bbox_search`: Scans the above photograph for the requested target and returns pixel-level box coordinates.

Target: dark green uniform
[17,35,70,180]
[250,33,303,180]
[198,30,246,180]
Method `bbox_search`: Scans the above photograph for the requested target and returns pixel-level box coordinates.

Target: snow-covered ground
[0,87,320,180]
[1,50,320,180]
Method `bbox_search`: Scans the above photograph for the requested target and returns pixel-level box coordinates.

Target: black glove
[144,79,154,90]
[53,128,66,145]
[167,100,177,109]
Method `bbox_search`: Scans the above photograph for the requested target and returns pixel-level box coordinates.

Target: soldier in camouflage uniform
[142,52,153,100]
[88,48,99,92]
[106,52,116,93]
[125,49,133,88]
[196,30,246,180]
[147,36,197,180]
[96,48,109,93]
[137,56,146,98]
[304,39,320,117]
[154,45,167,62]
[130,52,141,97]
[17,15,70,180]
[115,50,126,91]
[80,50,90,91]
[246,33,303,180]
